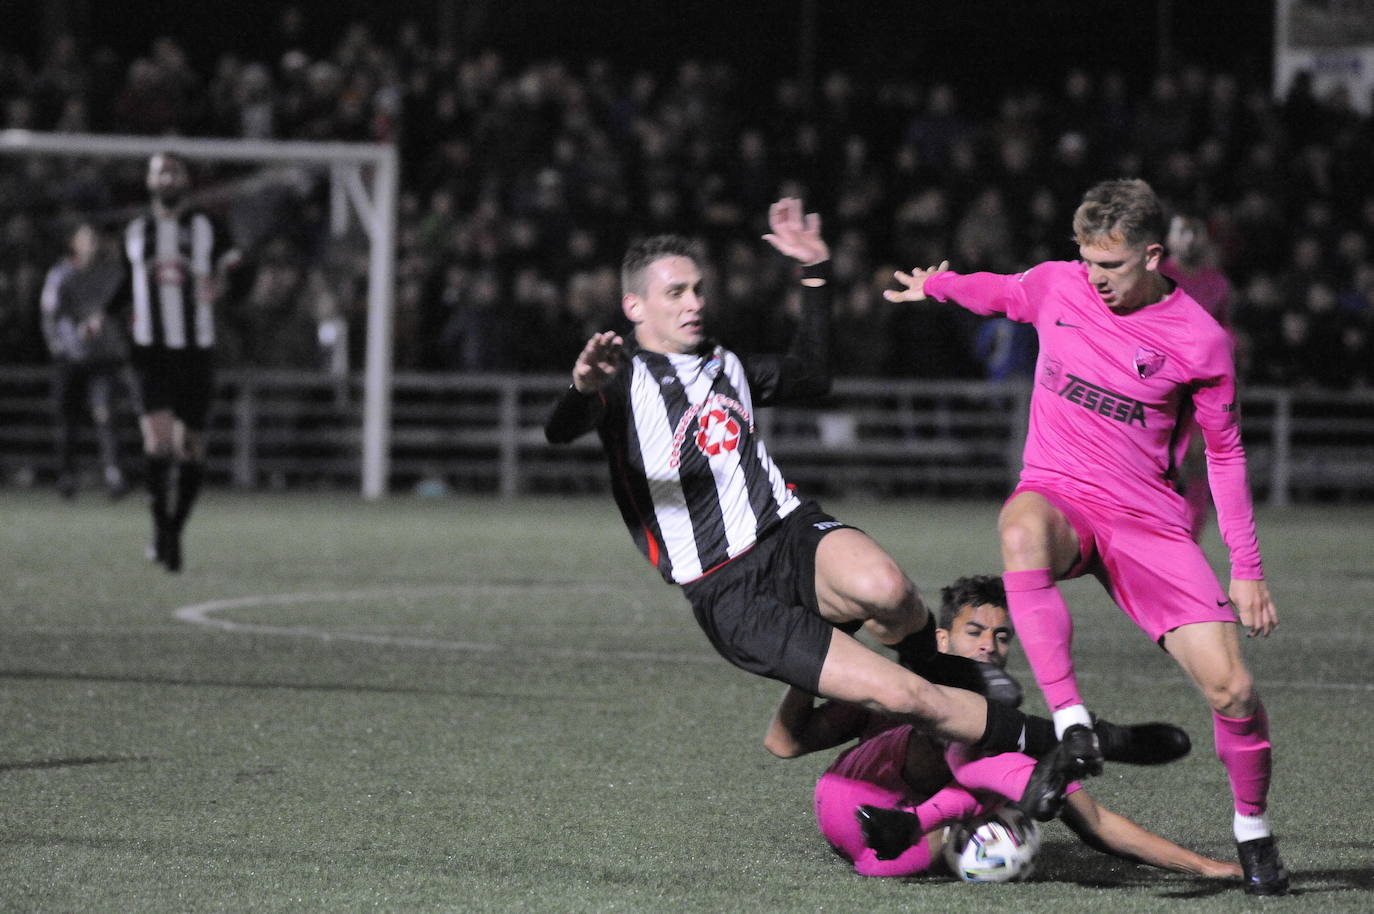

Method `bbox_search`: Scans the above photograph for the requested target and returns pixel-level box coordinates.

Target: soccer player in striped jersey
[883,179,1287,895]
[545,199,1176,811]
[117,152,239,572]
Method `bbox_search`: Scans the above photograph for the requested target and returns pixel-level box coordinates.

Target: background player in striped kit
[545,199,1177,813]
[883,178,1287,896]
[116,152,240,572]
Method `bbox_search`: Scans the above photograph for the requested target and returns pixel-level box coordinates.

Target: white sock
[1234,812,1272,843]
[1051,704,1093,739]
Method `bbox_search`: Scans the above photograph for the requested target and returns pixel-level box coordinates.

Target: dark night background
[2,1,1276,104]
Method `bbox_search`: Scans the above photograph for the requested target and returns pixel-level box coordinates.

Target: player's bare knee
[998,520,1045,565]
[1204,669,1256,716]
[851,561,916,620]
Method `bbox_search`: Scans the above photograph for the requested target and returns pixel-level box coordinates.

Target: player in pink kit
[766,575,1239,880]
[883,179,1288,895]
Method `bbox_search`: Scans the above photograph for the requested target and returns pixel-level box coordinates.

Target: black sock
[172,461,204,530]
[976,702,1029,754]
[914,653,991,692]
[1022,715,1058,757]
[894,614,997,692]
[146,455,172,523]
[892,615,938,669]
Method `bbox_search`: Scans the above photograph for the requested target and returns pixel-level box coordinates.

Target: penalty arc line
[171,587,1374,692]
[172,585,723,665]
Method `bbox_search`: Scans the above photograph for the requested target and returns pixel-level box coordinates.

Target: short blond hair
[1071,178,1165,249]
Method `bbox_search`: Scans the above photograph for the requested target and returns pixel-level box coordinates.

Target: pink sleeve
[925,268,1038,321]
[1202,423,1265,579]
[1190,332,1242,432]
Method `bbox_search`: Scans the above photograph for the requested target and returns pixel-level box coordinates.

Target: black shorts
[680,500,860,694]
[131,346,215,430]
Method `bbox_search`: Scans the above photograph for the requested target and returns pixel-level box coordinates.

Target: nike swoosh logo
[1216,599,1231,608]
[1055,318,1083,328]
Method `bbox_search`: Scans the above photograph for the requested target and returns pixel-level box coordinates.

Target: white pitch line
[171,586,1374,690]
[173,585,723,664]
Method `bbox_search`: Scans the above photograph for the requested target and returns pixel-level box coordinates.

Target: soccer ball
[942,807,1041,883]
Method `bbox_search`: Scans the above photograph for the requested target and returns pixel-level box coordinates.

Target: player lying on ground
[765,575,1239,880]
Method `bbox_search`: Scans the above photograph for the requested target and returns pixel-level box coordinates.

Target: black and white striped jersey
[123,208,222,350]
[546,266,831,585]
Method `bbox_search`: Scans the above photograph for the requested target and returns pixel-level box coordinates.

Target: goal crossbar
[0,129,399,498]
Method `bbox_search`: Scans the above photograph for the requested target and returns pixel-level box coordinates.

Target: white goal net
[0,129,398,498]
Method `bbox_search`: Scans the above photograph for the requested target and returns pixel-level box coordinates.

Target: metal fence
[2,366,1370,503]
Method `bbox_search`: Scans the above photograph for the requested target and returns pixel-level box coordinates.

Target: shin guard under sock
[1003,568,1083,713]
[945,742,1038,802]
[976,702,1028,754]
[913,785,985,834]
[1214,701,1272,818]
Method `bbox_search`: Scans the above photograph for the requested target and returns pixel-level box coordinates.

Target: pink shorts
[1012,484,1237,642]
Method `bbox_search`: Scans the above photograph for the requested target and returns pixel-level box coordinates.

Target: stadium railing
[1,366,1370,503]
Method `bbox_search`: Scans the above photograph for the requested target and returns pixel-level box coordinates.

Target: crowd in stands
[2,10,1372,391]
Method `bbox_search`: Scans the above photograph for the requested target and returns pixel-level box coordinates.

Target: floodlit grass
[2,490,1372,912]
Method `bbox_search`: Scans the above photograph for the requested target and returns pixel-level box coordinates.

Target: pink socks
[1214,701,1272,817]
[1002,568,1083,713]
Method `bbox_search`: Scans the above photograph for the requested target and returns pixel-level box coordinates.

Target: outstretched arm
[1060,791,1242,877]
[544,331,623,444]
[761,197,829,266]
[750,197,834,403]
[882,261,951,303]
[571,331,624,394]
[764,685,870,758]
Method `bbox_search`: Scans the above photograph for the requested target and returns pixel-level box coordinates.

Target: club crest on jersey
[1133,347,1166,379]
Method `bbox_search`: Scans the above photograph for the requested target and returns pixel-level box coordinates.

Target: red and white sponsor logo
[695,407,741,456]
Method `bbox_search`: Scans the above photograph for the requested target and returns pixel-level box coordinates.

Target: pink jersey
[926,262,1263,578]
[825,723,915,793]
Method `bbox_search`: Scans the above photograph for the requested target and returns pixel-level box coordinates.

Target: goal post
[0,129,399,498]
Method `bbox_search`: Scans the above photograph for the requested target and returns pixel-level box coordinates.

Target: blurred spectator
[1162,213,1232,326]
[0,23,1370,393]
[39,222,137,497]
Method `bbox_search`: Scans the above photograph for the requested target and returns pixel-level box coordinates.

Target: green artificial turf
[1,490,1371,912]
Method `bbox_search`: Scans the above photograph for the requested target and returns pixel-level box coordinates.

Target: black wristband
[801,261,831,281]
